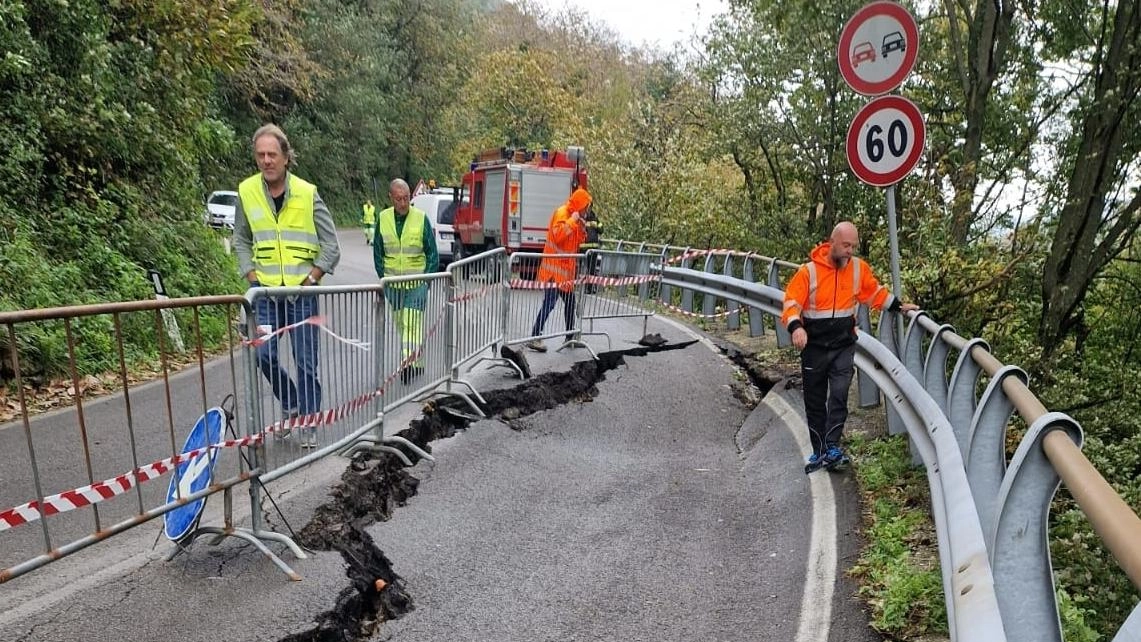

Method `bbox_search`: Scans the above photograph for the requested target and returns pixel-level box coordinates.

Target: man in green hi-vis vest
[373,178,438,385]
[233,124,341,448]
[361,199,376,246]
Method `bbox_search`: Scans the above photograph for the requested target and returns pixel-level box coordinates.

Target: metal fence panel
[0,297,254,583]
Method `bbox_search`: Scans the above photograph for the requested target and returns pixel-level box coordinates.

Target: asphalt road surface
[0,230,879,642]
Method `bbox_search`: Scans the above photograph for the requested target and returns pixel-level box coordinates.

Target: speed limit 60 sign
[846,95,925,187]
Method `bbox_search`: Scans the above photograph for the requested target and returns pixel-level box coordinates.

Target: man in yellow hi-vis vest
[361,199,376,246]
[373,178,439,385]
[233,124,341,448]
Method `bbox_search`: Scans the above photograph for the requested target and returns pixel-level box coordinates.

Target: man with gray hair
[233,124,341,448]
[373,178,439,385]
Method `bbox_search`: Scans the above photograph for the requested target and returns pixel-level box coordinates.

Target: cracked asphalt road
[0,234,880,642]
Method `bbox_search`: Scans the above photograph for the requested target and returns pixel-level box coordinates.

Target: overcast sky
[523,0,728,50]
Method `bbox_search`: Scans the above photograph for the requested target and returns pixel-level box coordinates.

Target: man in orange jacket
[525,187,589,352]
[782,221,918,473]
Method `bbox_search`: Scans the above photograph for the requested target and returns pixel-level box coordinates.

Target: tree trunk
[1039,0,1141,360]
[944,0,1016,243]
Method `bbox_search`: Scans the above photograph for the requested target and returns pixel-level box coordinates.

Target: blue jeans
[255,293,321,416]
[530,288,576,337]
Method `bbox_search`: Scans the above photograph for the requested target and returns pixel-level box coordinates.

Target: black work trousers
[800,343,856,456]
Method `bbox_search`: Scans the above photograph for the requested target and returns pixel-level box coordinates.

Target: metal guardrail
[654,263,1141,642]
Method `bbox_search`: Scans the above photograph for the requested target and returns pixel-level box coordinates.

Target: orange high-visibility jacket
[781,242,898,348]
[537,199,587,293]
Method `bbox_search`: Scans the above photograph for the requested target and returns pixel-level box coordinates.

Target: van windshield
[437,200,457,225]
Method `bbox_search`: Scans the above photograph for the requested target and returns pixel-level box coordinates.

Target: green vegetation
[848,432,948,638]
[1,0,1139,638]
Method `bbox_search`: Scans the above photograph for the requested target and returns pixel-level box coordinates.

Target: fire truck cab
[453,146,588,259]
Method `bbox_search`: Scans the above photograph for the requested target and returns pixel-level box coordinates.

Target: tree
[1039,0,1141,360]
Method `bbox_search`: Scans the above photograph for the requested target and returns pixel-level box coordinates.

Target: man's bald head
[830,221,860,267]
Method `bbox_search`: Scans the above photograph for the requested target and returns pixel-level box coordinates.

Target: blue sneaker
[822,446,850,471]
[804,452,825,474]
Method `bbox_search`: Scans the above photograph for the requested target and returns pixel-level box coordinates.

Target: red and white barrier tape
[0,307,454,534]
[509,274,660,291]
[658,301,742,319]
[663,248,762,266]
[450,281,502,304]
[0,432,265,532]
[242,315,370,351]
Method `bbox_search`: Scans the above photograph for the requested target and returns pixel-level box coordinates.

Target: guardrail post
[923,324,956,415]
[901,314,928,464]
[902,312,927,382]
[990,413,1083,642]
[878,310,906,436]
[968,365,1029,549]
[679,250,696,313]
[947,338,989,458]
[723,254,740,330]
[657,247,673,306]
[856,306,880,408]
[743,255,765,337]
[702,253,718,317]
[637,253,653,301]
[767,260,790,348]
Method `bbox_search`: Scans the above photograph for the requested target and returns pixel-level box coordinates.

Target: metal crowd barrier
[579,250,658,349]
[654,264,1141,642]
[505,252,593,355]
[448,249,517,378]
[0,296,255,583]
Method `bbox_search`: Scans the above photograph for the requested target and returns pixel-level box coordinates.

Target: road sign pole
[885,184,905,343]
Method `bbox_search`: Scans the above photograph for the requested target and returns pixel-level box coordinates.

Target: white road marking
[654,314,838,642]
[766,391,837,642]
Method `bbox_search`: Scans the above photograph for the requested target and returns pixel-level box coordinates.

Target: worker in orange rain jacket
[781,221,918,473]
[525,187,590,353]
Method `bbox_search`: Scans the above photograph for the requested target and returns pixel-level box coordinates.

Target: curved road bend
[0,232,879,642]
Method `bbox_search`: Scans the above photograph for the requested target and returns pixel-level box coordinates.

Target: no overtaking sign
[837,1,919,96]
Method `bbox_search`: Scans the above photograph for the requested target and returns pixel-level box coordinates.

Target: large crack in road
[274,337,786,642]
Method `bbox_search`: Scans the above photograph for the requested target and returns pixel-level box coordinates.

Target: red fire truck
[453,146,588,259]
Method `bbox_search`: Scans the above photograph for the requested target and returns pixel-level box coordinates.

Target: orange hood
[567,187,591,214]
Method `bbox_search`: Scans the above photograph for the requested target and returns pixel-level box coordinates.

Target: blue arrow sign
[164,407,226,542]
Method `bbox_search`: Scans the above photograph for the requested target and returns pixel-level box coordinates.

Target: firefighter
[361,199,376,246]
[233,124,341,449]
[579,202,603,293]
[781,221,917,473]
[374,179,439,384]
[526,187,589,352]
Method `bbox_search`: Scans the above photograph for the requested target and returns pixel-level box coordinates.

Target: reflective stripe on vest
[802,258,862,319]
[239,173,319,286]
[379,207,427,286]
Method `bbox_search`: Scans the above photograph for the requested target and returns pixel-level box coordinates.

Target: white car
[205,190,239,229]
[411,188,460,267]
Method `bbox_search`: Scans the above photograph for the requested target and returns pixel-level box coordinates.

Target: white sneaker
[525,340,547,353]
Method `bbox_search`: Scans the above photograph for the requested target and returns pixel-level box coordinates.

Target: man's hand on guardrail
[792,327,807,350]
[901,303,919,313]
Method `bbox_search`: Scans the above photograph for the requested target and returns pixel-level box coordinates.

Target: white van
[411,188,461,267]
